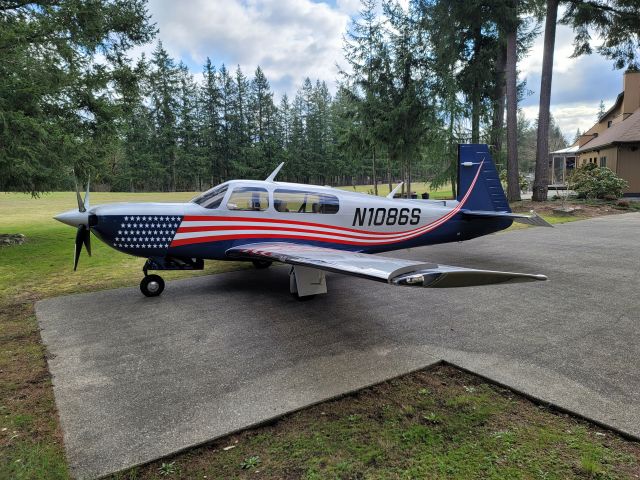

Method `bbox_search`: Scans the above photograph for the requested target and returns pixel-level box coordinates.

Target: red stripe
[171,233,402,247]
[176,224,415,240]
[181,215,424,236]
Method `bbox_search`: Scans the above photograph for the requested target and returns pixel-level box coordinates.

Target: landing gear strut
[140,274,165,297]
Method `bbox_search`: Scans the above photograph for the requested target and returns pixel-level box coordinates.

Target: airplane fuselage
[80,178,512,262]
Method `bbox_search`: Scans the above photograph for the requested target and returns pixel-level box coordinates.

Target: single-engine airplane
[55,144,550,298]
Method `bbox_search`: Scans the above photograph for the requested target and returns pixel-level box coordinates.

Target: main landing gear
[252,259,272,269]
[140,256,204,297]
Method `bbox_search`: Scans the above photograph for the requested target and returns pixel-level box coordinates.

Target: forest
[1,0,639,200]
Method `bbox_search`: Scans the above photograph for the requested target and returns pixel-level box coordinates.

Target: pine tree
[0,0,155,194]
[200,58,222,186]
[597,100,606,121]
[149,43,185,190]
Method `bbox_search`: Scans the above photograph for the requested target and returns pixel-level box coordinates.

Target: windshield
[191,184,228,209]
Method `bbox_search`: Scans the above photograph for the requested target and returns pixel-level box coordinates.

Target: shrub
[499,170,529,193]
[568,163,627,199]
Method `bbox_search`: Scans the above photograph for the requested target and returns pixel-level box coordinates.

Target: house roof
[577,108,640,153]
[600,91,624,121]
[551,145,579,154]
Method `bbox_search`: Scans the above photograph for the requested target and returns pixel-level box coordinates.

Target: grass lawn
[1,191,639,479]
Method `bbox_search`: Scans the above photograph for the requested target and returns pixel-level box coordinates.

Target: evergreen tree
[149,42,182,191]
[0,0,155,194]
[597,100,606,120]
[200,58,222,186]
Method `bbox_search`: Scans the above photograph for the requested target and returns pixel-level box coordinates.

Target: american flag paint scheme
[55,144,550,298]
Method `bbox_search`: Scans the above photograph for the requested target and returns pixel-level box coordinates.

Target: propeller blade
[83,177,90,211]
[83,227,91,257]
[75,179,85,213]
[74,225,85,271]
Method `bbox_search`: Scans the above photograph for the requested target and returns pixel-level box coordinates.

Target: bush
[568,163,627,199]
[499,169,529,193]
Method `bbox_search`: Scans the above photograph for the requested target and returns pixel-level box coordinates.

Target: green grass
[0,191,246,304]
[0,191,246,480]
[104,366,640,479]
[1,191,638,480]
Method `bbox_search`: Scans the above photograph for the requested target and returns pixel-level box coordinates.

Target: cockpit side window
[273,189,339,214]
[226,187,269,211]
[191,185,228,209]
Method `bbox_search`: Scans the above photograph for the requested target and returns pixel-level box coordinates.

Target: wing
[226,242,546,288]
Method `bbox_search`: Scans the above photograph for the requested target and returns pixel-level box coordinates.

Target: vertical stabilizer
[457,144,510,212]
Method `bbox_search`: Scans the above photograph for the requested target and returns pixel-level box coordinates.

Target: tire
[140,274,165,297]
[252,260,272,269]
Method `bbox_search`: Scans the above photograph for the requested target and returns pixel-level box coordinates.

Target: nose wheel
[140,274,165,297]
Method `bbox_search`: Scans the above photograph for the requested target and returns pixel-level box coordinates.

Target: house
[574,70,640,195]
[549,144,578,186]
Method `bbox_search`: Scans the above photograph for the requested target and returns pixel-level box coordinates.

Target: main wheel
[252,260,272,269]
[140,274,165,297]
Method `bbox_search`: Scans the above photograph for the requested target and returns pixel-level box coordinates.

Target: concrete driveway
[36,213,640,479]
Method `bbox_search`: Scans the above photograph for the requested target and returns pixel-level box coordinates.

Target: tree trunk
[372,146,378,196]
[505,9,521,202]
[533,0,559,202]
[471,26,482,143]
[491,43,507,153]
[407,151,412,200]
[387,155,392,194]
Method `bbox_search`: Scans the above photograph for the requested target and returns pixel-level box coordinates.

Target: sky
[141,0,625,141]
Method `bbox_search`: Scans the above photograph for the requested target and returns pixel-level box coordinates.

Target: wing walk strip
[170,161,484,248]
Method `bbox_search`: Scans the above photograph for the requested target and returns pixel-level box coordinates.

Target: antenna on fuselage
[386,182,404,199]
[265,162,285,182]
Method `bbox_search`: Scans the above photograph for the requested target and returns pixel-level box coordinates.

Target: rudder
[457,144,510,213]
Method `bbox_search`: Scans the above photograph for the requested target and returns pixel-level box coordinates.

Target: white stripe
[173,216,454,244]
[174,229,402,244]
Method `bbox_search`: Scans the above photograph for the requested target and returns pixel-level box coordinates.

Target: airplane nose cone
[54,209,89,227]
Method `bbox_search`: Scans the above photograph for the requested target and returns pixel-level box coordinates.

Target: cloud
[136,0,628,140]
[519,19,626,139]
[144,0,349,96]
[521,102,616,139]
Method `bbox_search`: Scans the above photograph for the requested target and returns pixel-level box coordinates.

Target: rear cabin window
[227,187,269,211]
[191,185,228,209]
[273,189,339,214]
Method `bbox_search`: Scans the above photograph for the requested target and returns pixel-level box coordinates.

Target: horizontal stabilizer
[462,210,553,227]
[226,242,547,289]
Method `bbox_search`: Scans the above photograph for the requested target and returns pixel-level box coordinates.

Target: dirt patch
[512,199,631,218]
[0,233,25,247]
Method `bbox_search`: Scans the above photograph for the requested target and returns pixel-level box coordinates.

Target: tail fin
[457,144,510,213]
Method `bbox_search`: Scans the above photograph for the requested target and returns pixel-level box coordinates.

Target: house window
[607,120,612,128]
[226,187,269,211]
[273,189,340,214]
[600,156,607,168]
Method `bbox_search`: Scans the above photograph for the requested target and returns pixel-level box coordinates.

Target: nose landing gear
[140,274,165,297]
[140,256,204,297]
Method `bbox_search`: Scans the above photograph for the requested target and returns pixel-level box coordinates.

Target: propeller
[54,176,93,270]
[73,178,91,270]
